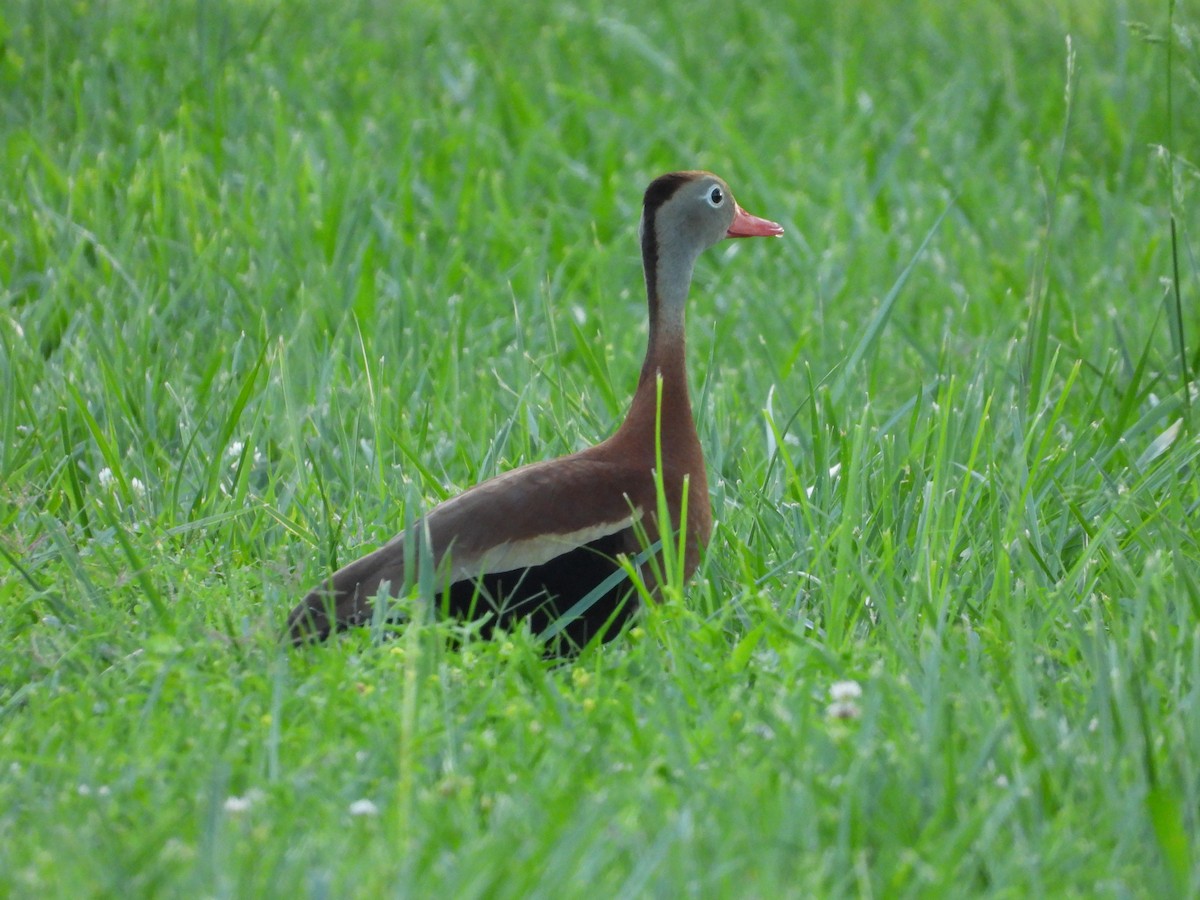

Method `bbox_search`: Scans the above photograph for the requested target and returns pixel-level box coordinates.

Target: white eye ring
[706,185,724,207]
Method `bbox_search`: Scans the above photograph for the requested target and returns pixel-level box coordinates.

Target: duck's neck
[625,226,701,443]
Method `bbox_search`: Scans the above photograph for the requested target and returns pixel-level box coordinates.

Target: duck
[287,170,783,648]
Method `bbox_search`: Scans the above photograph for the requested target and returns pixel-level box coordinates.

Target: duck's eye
[707,185,724,207]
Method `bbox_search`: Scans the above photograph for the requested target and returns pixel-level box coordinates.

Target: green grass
[2,0,1199,894]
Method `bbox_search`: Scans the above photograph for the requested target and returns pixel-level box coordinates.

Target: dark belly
[442,529,639,650]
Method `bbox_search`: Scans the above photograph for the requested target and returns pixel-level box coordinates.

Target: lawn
[2,0,1198,895]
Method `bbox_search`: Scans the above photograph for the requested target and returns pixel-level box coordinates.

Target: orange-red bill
[726,203,785,238]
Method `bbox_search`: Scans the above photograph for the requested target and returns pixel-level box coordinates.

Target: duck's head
[640,170,783,260]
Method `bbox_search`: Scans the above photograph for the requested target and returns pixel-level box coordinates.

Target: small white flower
[829,680,862,702]
[129,477,146,496]
[826,680,863,720]
[753,723,776,740]
[223,789,262,813]
[97,468,116,490]
[826,700,861,720]
[348,798,379,817]
[226,441,245,460]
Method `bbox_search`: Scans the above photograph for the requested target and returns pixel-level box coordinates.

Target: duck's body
[287,171,782,648]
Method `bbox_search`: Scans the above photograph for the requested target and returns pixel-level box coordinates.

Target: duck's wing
[285,454,648,643]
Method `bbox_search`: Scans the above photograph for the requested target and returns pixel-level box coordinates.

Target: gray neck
[638,219,701,389]
[644,222,699,346]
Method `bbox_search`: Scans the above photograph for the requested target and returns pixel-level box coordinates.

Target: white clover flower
[826,680,863,720]
[826,701,861,720]
[829,680,862,702]
[223,788,264,813]
[348,799,379,817]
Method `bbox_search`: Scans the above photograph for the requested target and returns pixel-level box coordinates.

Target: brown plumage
[287,171,783,648]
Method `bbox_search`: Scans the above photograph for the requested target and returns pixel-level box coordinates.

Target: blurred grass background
[2,0,1198,895]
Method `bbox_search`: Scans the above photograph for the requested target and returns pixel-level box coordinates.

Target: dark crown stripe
[642,171,694,215]
[640,172,695,309]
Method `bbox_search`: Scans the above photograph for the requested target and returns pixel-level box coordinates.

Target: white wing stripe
[448,510,642,582]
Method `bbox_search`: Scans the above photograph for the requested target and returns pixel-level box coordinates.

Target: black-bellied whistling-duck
[287,171,783,648]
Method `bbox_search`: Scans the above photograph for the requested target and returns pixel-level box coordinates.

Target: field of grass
[2,0,1199,894]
